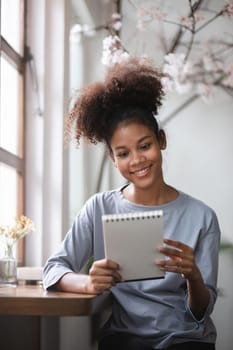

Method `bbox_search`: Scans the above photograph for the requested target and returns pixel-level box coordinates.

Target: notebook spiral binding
[102,210,163,223]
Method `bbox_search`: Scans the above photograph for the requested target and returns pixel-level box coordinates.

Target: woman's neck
[123,183,178,206]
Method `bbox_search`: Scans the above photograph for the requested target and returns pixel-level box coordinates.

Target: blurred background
[0,0,233,349]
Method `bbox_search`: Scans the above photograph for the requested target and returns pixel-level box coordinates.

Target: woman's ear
[158,130,166,150]
[109,150,117,167]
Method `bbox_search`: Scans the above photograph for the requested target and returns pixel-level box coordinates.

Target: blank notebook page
[102,210,164,282]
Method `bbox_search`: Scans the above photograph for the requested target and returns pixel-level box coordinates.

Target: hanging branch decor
[71,0,232,120]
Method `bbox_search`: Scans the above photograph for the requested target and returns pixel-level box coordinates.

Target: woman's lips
[131,165,151,177]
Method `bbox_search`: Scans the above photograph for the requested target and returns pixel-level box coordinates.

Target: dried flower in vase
[0,215,35,258]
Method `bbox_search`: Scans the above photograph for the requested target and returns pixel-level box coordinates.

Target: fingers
[90,259,122,280]
[156,257,192,275]
[88,275,117,293]
[92,258,120,270]
[89,259,123,293]
[159,239,193,260]
[156,238,196,278]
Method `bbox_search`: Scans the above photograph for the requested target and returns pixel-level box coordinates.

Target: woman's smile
[130,165,152,177]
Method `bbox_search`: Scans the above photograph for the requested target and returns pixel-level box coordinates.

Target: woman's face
[110,121,166,191]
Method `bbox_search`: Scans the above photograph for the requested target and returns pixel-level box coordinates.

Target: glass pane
[0,56,20,156]
[0,163,18,257]
[1,0,23,54]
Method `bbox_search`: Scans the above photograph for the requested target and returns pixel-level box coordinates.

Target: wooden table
[0,284,95,316]
[0,284,96,350]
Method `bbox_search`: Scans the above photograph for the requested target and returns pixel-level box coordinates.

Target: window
[0,0,26,263]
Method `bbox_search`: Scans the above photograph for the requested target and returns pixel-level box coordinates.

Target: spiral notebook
[102,210,164,282]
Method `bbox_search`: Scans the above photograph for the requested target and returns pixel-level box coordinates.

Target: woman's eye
[116,151,128,158]
[140,143,150,150]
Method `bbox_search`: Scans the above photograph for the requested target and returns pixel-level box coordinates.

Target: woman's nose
[130,151,145,164]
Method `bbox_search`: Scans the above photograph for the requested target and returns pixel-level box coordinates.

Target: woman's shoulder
[88,187,122,203]
[179,191,218,219]
[83,187,123,213]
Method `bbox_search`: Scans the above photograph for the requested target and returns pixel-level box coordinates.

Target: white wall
[159,92,233,350]
[160,91,233,244]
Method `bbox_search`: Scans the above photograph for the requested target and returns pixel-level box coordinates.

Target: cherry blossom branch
[167,0,203,53]
[184,0,196,61]
[72,0,233,129]
[195,9,224,33]
[163,69,231,126]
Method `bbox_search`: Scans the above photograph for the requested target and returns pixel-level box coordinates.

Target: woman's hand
[156,239,201,281]
[156,238,210,319]
[86,258,123,294]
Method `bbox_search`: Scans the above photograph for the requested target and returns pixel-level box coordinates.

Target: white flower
[162,53,193,94]
[101,35,129,66]
[179,13,204,30]
[202,55,223,72]
[163,53,186,77]
[102,35,120,50]
[112,21,122,31]
[174,80,192,94]
[111,13,122,31]
[196,83,214,103]
[161,76,175,93]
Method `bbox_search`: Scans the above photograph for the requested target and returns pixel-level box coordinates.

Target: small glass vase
[0,244,17,287]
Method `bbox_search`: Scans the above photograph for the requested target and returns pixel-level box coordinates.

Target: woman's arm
[186,269,210,320]
[54,259,122,295]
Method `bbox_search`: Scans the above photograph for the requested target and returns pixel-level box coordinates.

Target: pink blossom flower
[179,16,193,30]
[102,35,120,51]
[163,53,186,77]
[161,76,175,93]
[223,2,233,17]
[179,13,204,30]
[101,35,129,66]
[162,53,193,94]
[202,55,223,72]
[136,5,166,31]
[111,13,122,31]
[196,83,214,103]
[194,12,205,22]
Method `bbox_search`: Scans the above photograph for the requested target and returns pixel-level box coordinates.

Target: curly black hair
[66,56,165,148]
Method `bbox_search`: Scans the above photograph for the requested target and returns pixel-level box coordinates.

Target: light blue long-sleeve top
[43,187,220,349]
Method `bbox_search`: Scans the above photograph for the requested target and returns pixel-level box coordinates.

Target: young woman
[43,57,220,350]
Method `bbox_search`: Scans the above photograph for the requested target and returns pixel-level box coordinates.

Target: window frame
[0,0,27,265]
